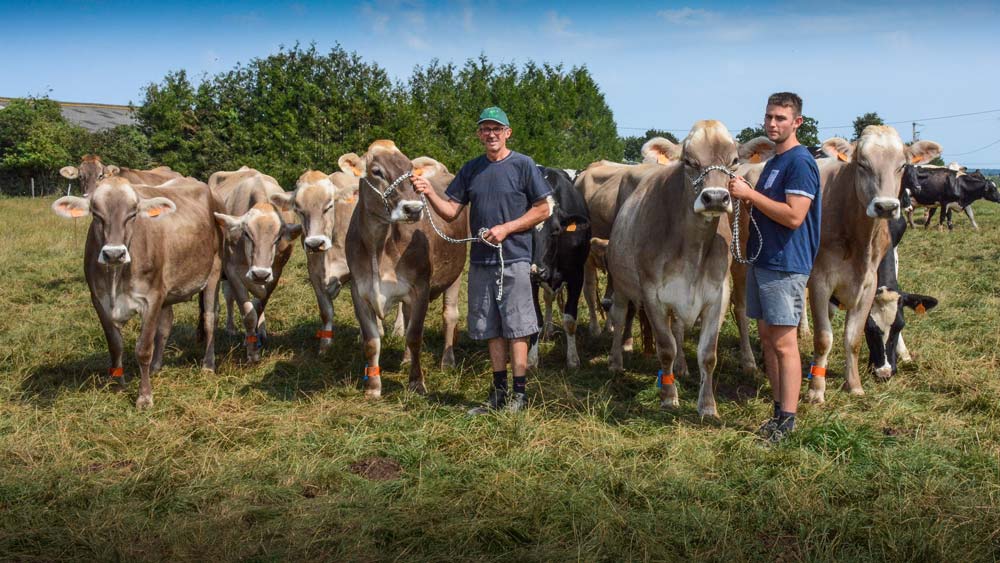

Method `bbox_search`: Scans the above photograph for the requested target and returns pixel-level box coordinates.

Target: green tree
[135,70,200,176]
[87,125,152,169]
[736,115,818,146]
[622,129,680,163]
[737,126,766,144]
[852,112,884,141]
[0,97,88,194]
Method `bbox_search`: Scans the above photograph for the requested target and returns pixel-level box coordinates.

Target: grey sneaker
[468,388,507,416]
[756,417,780,438]
[506,392,528,413]
[764,418,795,446]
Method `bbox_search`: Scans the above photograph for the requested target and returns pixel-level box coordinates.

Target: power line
[943,137,1000,157]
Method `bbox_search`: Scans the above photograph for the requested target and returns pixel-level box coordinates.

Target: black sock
[773,401,782,419]
[493,370,508,392]
[778,411,796,430]
[513,375,527,395]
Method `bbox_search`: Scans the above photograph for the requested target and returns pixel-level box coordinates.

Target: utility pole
[912,122,923,143]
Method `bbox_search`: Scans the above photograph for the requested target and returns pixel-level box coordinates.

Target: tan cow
[209,168,301,362]
[60,155,183,195]
[51,176,223,408]
[606,121,768,417]
[805,127,940,403]
[344,142,468,397]
[270,156,361,352]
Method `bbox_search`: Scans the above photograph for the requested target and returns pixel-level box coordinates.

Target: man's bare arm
[483,198,550,244]
[412,176,464,222]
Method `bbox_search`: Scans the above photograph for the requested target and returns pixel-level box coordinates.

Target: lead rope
[688,164,763,265]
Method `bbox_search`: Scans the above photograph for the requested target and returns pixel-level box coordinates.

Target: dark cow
[863,215,938,379]
[905,166,1000,230]
[529,167,591,368]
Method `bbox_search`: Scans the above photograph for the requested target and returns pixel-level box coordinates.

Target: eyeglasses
[477,126,507,136]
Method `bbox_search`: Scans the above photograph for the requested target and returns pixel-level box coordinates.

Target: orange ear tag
[656,154,669,165]
[565,223,577,232]
[750,153,762,164]
[413,168,424,177]
[838,303,847,311]
[351,166,362,177]
[915,303,926,315]
[836,152,850,163]
[344,196,356,204]
[146,208,162,217]
[69,208,86,218]
[910,155,922,164]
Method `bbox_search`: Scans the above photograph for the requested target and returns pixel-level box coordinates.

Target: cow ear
[138,197,176,218]
[213,212,244,242]
[411,156,444,179]
[338,153,365,177]
[738,136,776,164]
[52,196,91,218]
[283,223,303,242]
[906,141,942,165]
[60,166,80,180]
[270,191,294,211]
[901,293,938,314]
[641,137,682,164]
[821,137,854,162]
[104,164,120,176]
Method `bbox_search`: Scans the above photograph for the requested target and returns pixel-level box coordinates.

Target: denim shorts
[467,261,539,340]
[746,266,809,327]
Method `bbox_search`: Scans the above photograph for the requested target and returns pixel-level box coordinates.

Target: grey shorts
[467,261,539,340]
[746,266,809,327]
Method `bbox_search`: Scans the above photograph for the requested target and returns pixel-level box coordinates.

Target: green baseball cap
[477,106,510,127]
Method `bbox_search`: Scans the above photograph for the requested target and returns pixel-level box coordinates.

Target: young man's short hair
[767,92,803,116]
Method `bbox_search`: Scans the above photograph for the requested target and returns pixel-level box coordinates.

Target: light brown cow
[344,142,468,397]
[805,127,940,403]
[606,121,768,417]
[210,168,301,362]
[51,177,223,408]
[60,155,183,195]
[270,156,361,353]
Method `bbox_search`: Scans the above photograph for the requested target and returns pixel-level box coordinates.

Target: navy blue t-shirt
[748,145,821,275]
[446,151,552,265]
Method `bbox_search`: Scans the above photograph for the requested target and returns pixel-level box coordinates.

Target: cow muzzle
[304,235,331,253]
[390,200,425,223]
[248,267,273,284]
[868,197,901,219]
[99,244,131,265]
[693,187,732,216]
[530,263,550,284]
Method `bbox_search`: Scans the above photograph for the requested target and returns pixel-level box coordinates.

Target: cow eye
[684,159,699,169]
[370,166,385,180]
[323,201,335,213]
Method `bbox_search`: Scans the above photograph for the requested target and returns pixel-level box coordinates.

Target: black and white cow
[864,214,939,380]
[921,171,1000,230]
[529,166,591,368]
[905,166,1000,230]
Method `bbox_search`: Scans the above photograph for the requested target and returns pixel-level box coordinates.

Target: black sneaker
[468,388,507,416]
[756,417,780,438]
[506,392,528,413]
[764,418,795,446]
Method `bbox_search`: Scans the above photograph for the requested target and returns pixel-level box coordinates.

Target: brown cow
[60,155,183,195]
[270,156,361,353]
[51,176,223,408]
[805,127,940,403]
[344,142,468,397]
[210,168,301,362]
[606,121,769,417]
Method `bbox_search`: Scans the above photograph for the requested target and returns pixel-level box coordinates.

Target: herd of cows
[49,123,999,412]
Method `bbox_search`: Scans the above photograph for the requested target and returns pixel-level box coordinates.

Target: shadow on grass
[18,352,110,407]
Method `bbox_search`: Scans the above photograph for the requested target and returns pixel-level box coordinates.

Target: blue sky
[2,1,999,166]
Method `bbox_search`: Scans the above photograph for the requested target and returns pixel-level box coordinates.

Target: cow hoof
[874,370,893,383]
[201,365,215,373]
[318,341,332,354]
[660,398,680,409]
[847,387,866,397]
[364,388,382,399]
[623,338,634,352]
[409,381,427,395]
[567,356,580,370]
[135,395,153,410]
[698,405,719,418]
[741,362,757,376]
[807,389,825,404]
[440,355,456,370]
[608,359,624,374]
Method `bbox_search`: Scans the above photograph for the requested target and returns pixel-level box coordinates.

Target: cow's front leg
[399,303,412,365]
[842,287,875,396]
[198,259,222,372]
[542,285,555,340]
[563,272,584,369]
[643,302,679,408]
[671,316,688,379]
[312,279,335,353]
[135,299,164,409]
[91,292,125,387]
[405,292,429,395]
[222,280,239,335]
[964,206,979,230]
[151,305,174,374]
[355,298,383,399]
[607,291,629,373]
[730,268,756,374]
[695,294,728,418]
[236,284,261,363]
[583,261,602,337]
[441,276,461,369]
[807,285,835,404]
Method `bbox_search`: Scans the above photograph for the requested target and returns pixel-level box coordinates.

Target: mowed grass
[2,195,999,562]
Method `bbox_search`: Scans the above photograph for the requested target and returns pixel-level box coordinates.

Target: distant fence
[0,173,76,197]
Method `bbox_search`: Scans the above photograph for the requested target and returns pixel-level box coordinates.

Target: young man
[728,92,821,444]
[413,106,551,414]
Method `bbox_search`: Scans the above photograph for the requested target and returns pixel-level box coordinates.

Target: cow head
[52,177,175,265]
[822,128,941,219]
[867,287,938,380]
[348,140,434,224]
[60,155,121,196]
[961,172,1000,205]
[683,123,776,217]
[272,164,359,254]
[214,203,302,285]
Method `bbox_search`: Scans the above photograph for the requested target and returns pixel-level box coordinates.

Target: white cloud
[658,7,712,25]
[462,6,474,33]
[405,34,430,50]
[546,10,578,38]
[360,3,390,33]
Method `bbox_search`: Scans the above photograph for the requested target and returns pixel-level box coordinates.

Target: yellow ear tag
[565,223,577,232]
[915,303,926,315]
[838,303,847,311]
[750,153,762,164]
[69,208,86,218]
[146,208,162,217]
[836,152,850,163]
[413,167,424,177]
[351,166,362,177]
[656,154,669,165]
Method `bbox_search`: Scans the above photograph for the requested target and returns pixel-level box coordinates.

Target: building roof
[0,97,137,132]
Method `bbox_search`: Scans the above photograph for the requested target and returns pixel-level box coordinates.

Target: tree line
[0,43,935,195]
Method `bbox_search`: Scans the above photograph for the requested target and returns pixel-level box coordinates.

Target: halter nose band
[363,170,414,216]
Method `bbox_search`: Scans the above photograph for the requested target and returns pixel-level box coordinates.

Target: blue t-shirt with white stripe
[748,145,821,275]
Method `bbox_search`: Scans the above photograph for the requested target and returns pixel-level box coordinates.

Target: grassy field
[2,195,999,562]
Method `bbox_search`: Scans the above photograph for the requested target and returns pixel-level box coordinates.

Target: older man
[413,106,551,414]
